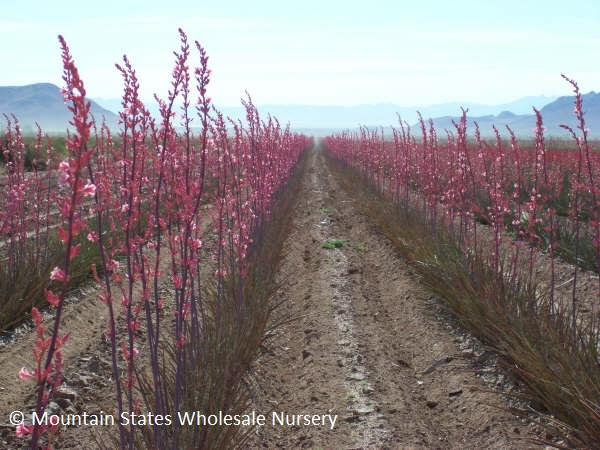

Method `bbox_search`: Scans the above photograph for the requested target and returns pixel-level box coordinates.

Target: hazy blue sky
[2,0,599,106]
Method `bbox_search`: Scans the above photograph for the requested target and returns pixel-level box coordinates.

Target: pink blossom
[58,159,71,185]
[15,422,32,438]
[50,267,67,282]
[82,180,96,197]
[18,367,34,380]
[44,289,60,307]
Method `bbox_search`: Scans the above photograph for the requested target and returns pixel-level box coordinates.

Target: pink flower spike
[18,367,34,380]
[50,267,67,282]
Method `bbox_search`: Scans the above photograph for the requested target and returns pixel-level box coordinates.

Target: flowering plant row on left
[7,29,311,449]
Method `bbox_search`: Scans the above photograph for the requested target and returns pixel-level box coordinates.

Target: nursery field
[1,148,556,450]
[1,30,600,450]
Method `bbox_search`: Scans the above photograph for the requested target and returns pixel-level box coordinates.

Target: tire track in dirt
[248,149,542,449]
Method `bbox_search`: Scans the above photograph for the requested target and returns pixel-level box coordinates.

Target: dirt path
[247,149,541,449]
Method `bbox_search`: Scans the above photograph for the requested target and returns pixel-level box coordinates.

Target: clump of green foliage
[322,239,344,249]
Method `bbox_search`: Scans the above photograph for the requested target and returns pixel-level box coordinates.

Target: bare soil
[0,149,548,449]
[0,282,118,449]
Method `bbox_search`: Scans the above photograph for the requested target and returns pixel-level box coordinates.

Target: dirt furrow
[248,149,542,449]
[304,155,389,447]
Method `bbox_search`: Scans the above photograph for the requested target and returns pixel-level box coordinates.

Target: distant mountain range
[1,83,599,138]
[0,83,118,133]
[95,93,600,138]
[419,91,600,138]
[213,94,599,138]
[214,96,559,130]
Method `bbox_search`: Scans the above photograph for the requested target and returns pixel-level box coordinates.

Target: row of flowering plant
[12,30,310,449]
[324,79,599,320]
